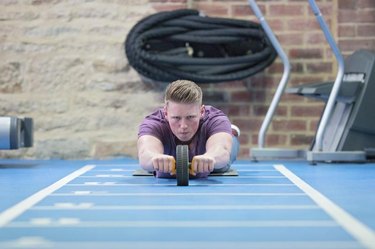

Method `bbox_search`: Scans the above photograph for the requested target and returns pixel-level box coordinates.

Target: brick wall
[0,0,374,159]
[338,0,375,55]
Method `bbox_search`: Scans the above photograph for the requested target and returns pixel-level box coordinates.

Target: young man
[137,80,240,178]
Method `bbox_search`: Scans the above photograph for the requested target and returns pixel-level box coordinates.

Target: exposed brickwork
[338,0,375,55]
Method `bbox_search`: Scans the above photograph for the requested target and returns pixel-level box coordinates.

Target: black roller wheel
[176,145,189,186]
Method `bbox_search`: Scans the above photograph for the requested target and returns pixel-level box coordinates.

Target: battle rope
[125,9,277,84]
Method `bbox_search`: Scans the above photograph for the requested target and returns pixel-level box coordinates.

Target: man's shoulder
[204,105,228,118]
[144,108,166,122]
[139,108,170,138]
[140,108,169,130]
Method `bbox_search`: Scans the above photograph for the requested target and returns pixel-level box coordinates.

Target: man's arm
[191,132,232,174]
[206,132,233,169]
[137,135,175,173]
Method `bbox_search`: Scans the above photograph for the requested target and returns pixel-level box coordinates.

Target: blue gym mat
[0,158,375,249]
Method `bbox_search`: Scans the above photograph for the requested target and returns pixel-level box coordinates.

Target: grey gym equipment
[299,0,375,163]
[249,0,374,163]
[0,117,33,150]
[248,0,305,161]
[297,50,375,162]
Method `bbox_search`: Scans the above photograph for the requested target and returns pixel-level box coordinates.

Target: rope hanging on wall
[125,9,277,84]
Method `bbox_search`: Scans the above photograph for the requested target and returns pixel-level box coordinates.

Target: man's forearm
[138,150,157,172]
[137,135,165,172]
[215,156,231,170]
[206,149,231,170]
[205,132,233,170]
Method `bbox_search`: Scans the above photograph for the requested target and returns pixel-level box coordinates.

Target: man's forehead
[165,102,203,115]
[168,108,200,116]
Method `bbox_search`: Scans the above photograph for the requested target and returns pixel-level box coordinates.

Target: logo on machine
[343,73,365,83]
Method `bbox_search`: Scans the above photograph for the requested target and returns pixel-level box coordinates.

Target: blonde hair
[165,80,202,105]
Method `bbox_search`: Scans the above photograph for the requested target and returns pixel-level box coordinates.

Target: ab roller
[175,145,190,186]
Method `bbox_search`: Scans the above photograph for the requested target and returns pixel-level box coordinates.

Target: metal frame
[306,0,366,163]
[248,0,305,160]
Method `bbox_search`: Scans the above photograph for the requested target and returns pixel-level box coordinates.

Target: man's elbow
[137,149,151,171]
[224,141,232,159]
[214,148,231,170]
[221,143,232,166]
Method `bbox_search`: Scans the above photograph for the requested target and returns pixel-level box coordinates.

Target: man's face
[164,101,204,142]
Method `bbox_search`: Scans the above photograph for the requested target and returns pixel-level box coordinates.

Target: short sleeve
[138,109,167,140]
[203,106,232,137]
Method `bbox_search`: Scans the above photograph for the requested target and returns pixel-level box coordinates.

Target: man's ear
[200,105,205,118]
[163,105,168,119]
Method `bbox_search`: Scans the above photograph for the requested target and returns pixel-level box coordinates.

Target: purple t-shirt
[138,105,232,177]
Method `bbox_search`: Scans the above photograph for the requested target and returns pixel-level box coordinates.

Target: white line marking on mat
[50,192,306,197]
[274,164,375,249]
[0,165,95,227]
[0,240,362,249]
[32,204,319,210]
[8,220,337,228]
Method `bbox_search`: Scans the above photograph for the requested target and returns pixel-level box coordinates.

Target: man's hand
[190,155,215,175]
[151,155,176,175]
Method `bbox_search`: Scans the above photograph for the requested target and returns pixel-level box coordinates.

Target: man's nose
[180,119,188,128]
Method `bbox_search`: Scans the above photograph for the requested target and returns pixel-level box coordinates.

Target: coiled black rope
[125,9,277,84]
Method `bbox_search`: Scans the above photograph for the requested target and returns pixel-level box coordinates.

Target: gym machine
[248,0,305,160]
[248,0,375,163]
[291,49,375,162]
[0,117,33,150]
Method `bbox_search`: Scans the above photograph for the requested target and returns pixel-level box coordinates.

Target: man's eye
[173,117,181,121]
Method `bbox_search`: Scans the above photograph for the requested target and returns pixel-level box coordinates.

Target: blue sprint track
[0,158,375,249]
